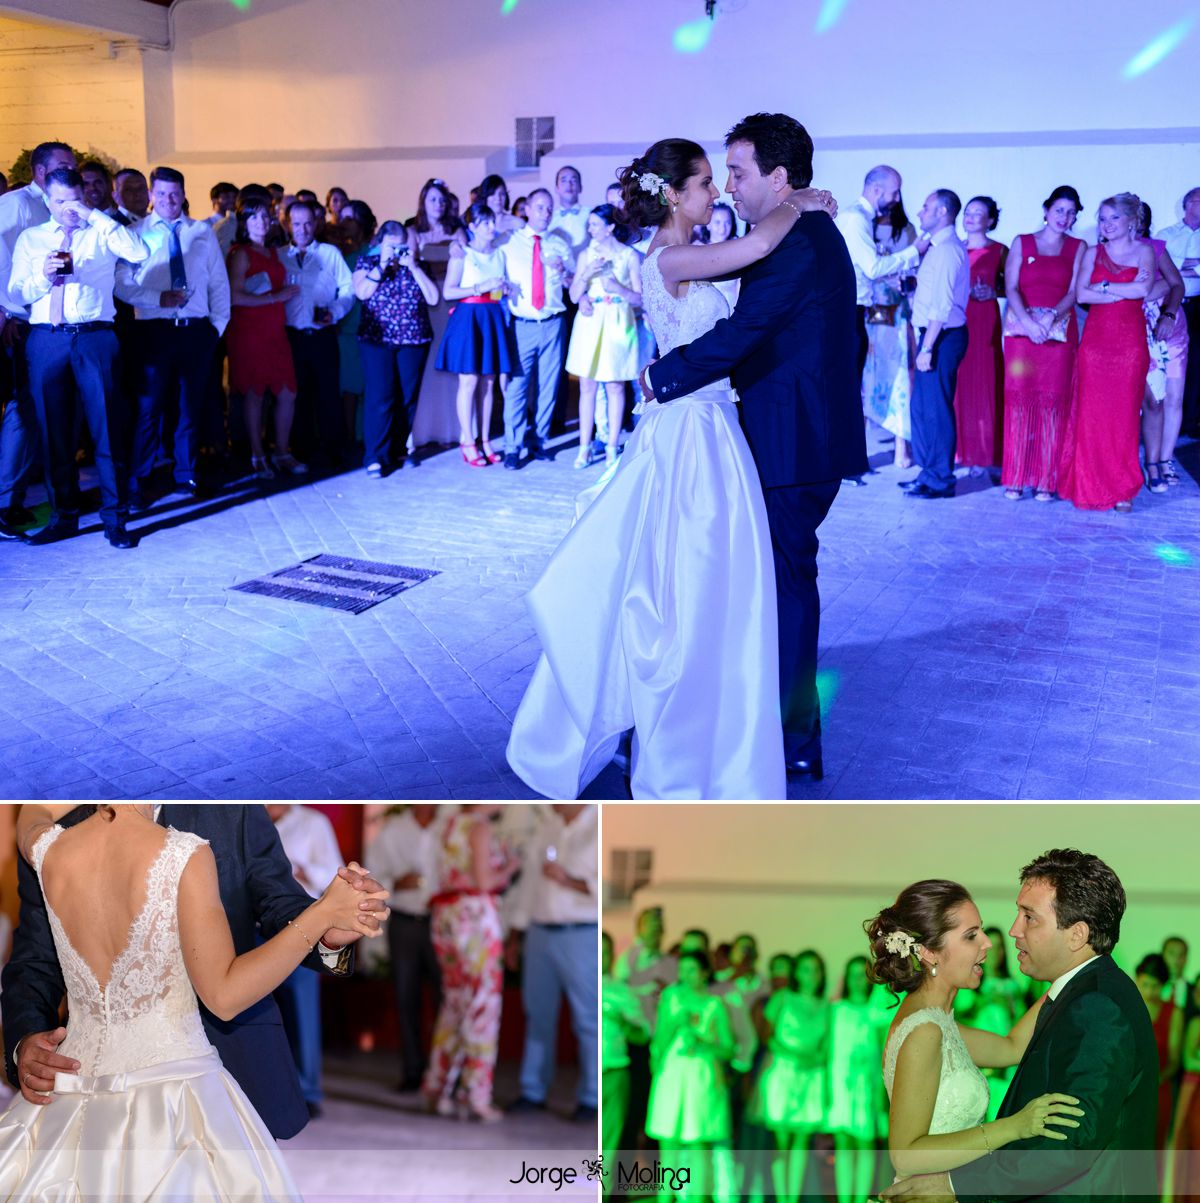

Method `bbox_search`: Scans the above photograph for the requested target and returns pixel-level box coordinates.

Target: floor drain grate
[230,554,439,614]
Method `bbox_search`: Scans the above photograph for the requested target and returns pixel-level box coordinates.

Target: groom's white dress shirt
[836,195,921,306]
[1047,954,1100,1000]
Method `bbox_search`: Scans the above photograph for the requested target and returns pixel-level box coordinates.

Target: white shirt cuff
[316,941,342,968]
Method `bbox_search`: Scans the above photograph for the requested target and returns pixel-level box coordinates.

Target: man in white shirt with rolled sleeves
[115,166,230,508]
[0,140,76,540]
[507,804,598,1123]
[1157,186,1200,436]
[899,189,970,501]
[501,189,571,468]
[10,166,148,547]
[365,805,445,1092]
[281,200,355,468]
[835,165,927,378]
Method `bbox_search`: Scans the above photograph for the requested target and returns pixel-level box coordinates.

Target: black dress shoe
[104,523,137,549]
[127,483,150,512]
[897,478,922,491]
[505,1096,546,1114]
[0,505,34,527]
[842,474,868,487]
[503,452,522,470]
[0,517,24,541]
[904,483,955,499]
[531,444,553,461]
[785,752,824,781]
[174,478,201,497]
[24,516,80,545]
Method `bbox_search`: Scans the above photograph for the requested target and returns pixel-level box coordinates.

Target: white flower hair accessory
[638,171,668,199]
[883,930,917,957]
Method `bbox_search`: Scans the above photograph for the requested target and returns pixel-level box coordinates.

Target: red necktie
[531,234,545,311]
[48,226,74,326]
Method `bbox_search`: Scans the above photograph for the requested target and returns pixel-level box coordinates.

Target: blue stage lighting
[1122,17,1194,78]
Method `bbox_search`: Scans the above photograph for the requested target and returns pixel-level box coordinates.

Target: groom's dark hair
[1021,848,1126,955]
[725,113,814,188]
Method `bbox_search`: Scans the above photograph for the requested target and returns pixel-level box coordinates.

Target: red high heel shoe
[480,442,503,465]
[460,442,487,468]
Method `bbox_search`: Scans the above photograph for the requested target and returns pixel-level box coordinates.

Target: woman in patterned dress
[422,806,519,1123]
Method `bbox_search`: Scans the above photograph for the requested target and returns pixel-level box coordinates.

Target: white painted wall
[602,804,1200,982]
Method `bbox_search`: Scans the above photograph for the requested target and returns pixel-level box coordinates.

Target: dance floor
[281,1055,593,1201]
[2,426,1199,800]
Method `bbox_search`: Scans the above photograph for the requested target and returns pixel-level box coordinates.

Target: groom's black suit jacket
[1,804,350,1140]
[648,210,868,487]
[953,955,1157,1203]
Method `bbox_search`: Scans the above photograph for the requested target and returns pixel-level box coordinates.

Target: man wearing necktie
[500,189,571,468]
[115,166,230,509]
[9,167,148,547]
[884,848,1158,1203]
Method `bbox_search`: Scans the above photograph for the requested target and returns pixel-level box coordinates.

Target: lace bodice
[31,824,215,1076]
[641,247,732,391]
[883,1007,989,1135]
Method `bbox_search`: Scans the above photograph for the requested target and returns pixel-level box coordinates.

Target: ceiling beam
[0,0,169,43]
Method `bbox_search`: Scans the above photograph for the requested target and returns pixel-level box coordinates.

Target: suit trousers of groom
[912,324,968,492]
[766,481,841,759]
[505,314,563,453]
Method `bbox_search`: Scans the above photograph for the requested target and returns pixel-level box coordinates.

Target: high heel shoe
[251,456,275,480]
[573,447,593,469]
[459,442,487,468]
[480,442,503,465]
[271,453,309,476]
[605,444,620,466]
[1145,462,1167,494]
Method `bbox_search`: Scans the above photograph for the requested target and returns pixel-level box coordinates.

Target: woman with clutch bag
[953,197,1006,477]
[999,186,1085,501]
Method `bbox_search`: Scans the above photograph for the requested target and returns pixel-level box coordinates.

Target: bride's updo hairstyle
[865,879,973,1001]
[617,139,706,230]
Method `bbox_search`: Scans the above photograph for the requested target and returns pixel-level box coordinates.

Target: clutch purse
[1003,305,1068,343]
[866,303,899,325]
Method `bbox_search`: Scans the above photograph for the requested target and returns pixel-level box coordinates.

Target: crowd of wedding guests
[603,907,1200,1203]
[2,140,1197,550]
[840,166,1200,511]
[364,803,598,1125]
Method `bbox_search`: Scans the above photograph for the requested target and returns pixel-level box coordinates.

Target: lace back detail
[29,823,64,877]
[883,1007,990,1136]
[35,825,215,1076]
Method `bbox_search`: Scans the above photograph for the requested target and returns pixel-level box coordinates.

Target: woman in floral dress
[422,806,518,1122]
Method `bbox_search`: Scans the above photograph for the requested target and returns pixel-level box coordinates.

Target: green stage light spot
[816,669,840,722]
[815,0,850,33]
[1123,18,1194,78]
[673,19,713,54]
[501,0,520,13]
[1155,542,1193,567]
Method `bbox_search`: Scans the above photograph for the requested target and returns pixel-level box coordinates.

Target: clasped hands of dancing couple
[0,803,390,1202]
[868,850,1156,1203]
[507,112,868,802]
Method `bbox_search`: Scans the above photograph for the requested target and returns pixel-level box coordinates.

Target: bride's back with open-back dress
[0,821,301,1201]
[506,247,786,799]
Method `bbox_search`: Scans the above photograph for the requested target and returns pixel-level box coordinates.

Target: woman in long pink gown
[1057,194,1155,512]
[1000,187,1086,501]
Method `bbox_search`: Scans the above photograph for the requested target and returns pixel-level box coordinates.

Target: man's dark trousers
[130,318,218,486]
[287,325,344,464]
[912,324,968,492]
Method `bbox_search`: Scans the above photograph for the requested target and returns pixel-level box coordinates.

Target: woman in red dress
[1057,194,1155,512]
[954,196,1006,473]
[227,198,303,480]
[1001,186,1086,501]
[1167,978,1200,1202]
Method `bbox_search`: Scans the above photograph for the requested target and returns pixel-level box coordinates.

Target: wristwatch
[1100,280,1111,294]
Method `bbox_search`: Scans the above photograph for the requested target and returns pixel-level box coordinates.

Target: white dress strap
[883,1007,949,1093]
[29,823,64,876]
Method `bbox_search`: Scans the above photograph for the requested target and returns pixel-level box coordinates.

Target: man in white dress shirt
[835,165,926,378]
[899,189,969,501]
[267,804,345,1119]
[0,141,76,541]
[501,189,571,468]
[507,804,598,1122]
[547,166,588,265]
[115,166,230,507]
[281,200,355,467]
[10,167,148,547]
[1158,187,1200,436]
[365,805,444,1092]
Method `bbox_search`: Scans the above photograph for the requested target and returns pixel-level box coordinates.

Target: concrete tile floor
[2,428,1198,800]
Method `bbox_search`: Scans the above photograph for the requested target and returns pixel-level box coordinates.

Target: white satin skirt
[0,1053,302,1202]
[506,387,786,800]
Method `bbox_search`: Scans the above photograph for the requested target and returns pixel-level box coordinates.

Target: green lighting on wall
[501,0,520,13]
[1122,17,1194,78]
[673,18,713,54]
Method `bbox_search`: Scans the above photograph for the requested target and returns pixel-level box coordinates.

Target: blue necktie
[168,222,188,291]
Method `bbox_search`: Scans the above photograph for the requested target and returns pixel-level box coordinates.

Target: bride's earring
[930,964,938,978]
[672,204,678,214]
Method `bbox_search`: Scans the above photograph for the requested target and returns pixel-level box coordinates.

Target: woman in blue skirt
[436,201,521,466]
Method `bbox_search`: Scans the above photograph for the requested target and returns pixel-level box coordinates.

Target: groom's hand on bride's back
[16,1026,78,1106]
[320,863,389,948]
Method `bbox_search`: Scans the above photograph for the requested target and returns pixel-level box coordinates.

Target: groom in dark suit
[884,848,1158,1203]
[643,113,866,781]
[2,804,381,1139]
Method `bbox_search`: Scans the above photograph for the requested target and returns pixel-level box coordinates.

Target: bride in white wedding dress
[866,880,1083,1188]
[0,804,385,1202]
[506,137,835,801]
